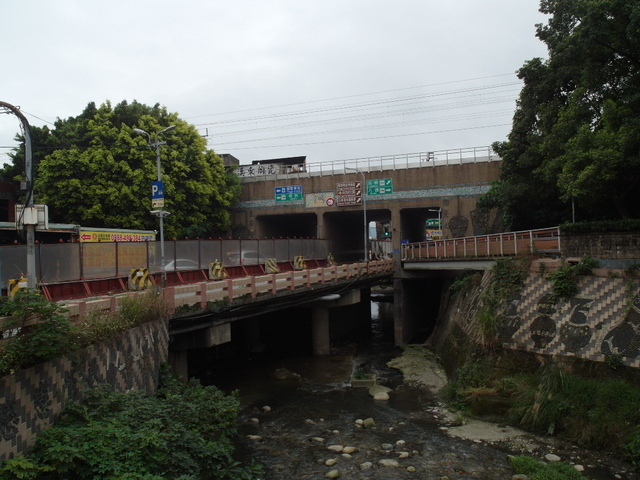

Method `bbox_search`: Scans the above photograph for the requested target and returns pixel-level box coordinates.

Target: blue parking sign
[152,181,164,199]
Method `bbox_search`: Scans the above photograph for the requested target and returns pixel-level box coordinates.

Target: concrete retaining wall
[562,233,640,260]
[434,269,640,369]
[0,318,169,460]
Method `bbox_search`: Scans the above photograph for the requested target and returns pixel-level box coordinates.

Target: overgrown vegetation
[545,257,598,303]
[560,219,640,235]
[449,272,480,298]
[0,289,168,377]
[0,369,263,479]
[509,455,585,480]
[443,357,640,467]
[476,257,530,346]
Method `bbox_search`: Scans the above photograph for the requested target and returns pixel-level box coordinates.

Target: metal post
[134,125,176,286]
[0,101,36,289]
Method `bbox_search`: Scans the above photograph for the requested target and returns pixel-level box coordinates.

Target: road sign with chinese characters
[336,181,362,206]
[275,185,303,202]
[366,178,393,195]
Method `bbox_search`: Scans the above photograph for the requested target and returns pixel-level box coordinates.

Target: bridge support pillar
[312,307,331,356]
[309,289,363,356]
[168,350,189,381]
[244,317,265,353]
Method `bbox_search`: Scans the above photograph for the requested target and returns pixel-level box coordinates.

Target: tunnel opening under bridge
[323,209,391,263]
[255,213,317,239]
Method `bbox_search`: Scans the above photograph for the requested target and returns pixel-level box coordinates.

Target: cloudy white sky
[1,1,549,167]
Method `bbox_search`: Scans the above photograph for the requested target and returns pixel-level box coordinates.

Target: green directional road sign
[275,185,303,202]
[426,218,441,227]
[366,178,393,195]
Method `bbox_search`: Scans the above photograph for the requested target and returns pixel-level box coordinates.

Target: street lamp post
[345,167,368,262]
[134,125,176,286]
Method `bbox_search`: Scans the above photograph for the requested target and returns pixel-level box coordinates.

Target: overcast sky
[1,1,549,167]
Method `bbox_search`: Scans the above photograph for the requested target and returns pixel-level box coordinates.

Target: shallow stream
[197,302,637,480]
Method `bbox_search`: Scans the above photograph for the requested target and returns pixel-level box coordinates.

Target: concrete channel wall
[0,318,169,461]
[433,263,640,369]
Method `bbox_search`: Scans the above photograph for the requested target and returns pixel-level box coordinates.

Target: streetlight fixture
[345,167,368,262]
[134,125,176,286]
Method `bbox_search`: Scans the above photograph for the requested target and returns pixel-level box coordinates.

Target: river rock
[312,437,326,443]
[249,417,260,424]
[574,464,584,472]
[381,443,394,451]
[368,384,392,397]
[327,445,344,452]
[342,446,358,454]
[246,435,262,441]
[373,391,390,401]
[325,458,338,466]
[545,453,561,462]
[379,459,400,467]
[398,451,410,458]
[407,466,416,472]
[359,462,373,470]
[262,405,271,412]
[354,418,364,425]
[341,453,352,459]
[363,417,376,428]
[325,469,340,478]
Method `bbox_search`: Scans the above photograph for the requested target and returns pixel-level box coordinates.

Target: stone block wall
[0,319,169,461]
[440,270,640,369]
[562,233,640,260]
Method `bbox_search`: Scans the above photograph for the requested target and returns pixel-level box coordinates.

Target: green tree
[480,0,640,230]
[2,100,240,237]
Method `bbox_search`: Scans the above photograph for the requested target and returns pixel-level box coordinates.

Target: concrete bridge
[231,146,501,262]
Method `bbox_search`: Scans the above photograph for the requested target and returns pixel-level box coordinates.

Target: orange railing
[55,259,395,322]
[401,227,561,261]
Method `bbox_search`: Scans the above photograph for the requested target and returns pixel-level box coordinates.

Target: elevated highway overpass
[232,146,502,262]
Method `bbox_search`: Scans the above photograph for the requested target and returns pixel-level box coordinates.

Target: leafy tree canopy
[1,100,240,238]
[480,0,640,230]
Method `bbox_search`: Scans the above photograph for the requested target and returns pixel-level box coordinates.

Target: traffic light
[383,223,390,236]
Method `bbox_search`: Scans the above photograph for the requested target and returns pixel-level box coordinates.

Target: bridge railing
[36,259,394,322]
[401,227,561,261]
[238,146,499,180]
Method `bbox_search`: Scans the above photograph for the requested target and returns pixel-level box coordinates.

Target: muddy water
[199,302,637,480]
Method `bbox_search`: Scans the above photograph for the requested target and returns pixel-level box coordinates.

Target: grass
[443,357,640,466]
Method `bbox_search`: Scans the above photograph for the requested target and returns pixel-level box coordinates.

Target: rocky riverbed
[231,345,637,480]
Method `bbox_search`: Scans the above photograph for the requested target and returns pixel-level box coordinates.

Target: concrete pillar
[312,307,331,356]
[168,350,189,381]
[244,317,264,353]
[316,213,325,239]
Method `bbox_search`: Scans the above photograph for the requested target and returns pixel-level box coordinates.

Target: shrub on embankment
[0,368,263,479]
[0,289,167,377]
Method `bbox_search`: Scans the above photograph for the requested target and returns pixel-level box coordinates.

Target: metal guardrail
[238,146,499,181]
[401,227,561,261]
[0,260,394,329]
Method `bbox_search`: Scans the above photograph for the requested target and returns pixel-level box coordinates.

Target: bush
[547,257,598,302]
[0,370,263,480]
[509,455,585,480]
[0,290,168,377]
[0,290,77,376]
[560,219,640,234]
